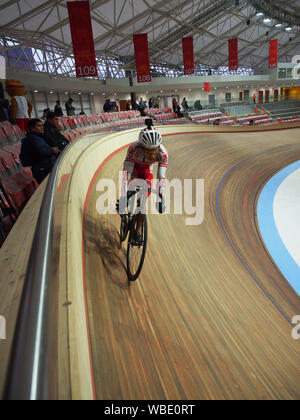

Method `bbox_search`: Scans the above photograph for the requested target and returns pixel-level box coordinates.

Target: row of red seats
[189,112,222,121]
[104,117,147,128]
[154,113,177,121]
[100,111,140,122]
[195,116,231,124]
[241,118,274,126]
[145,108,172,116]
[238,114,268,123]
[0,122,38,219]
[279,117,300,124]
[162,118,188,125]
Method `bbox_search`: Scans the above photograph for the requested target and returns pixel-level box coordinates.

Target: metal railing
[3,146,69,400]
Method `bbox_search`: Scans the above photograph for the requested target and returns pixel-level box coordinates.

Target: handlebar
[133,186,161,196]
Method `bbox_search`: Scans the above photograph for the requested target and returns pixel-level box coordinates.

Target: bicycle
[118,186,163,281]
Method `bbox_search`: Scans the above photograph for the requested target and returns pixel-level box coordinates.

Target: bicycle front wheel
[127,214,148,281]
[120,214,129,242]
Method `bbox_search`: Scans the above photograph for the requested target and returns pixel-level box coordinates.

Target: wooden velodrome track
[83,128,300,400]
[0,125,299,400]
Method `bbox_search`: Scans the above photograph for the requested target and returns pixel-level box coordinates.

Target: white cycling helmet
[139,127,162,150]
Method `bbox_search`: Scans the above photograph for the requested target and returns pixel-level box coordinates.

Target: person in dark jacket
[43,112,69,151]
[65,98,75,116]
[20,119,58,184]
[54,100,63,117]
[0,82,9,122]
[103,99,111,113]
[0,98,9,122]
[175,105,183,118]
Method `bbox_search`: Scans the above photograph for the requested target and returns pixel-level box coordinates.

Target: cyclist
[117,121,168,245]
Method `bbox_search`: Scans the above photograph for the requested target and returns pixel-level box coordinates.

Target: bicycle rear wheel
[126,214,148,281]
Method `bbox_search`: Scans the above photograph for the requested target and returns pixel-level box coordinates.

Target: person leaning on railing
[19,118,58,184]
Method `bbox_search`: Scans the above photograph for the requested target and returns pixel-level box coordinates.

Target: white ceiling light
[256,12,264,16]
[263,18,271,23]
[275,23,282,28]
[286,27,292,31]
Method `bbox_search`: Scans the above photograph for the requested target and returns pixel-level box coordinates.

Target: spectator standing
[0,99,9,122]
[0,83,9,122]
[172,97,178,113]
[65,98,75,116]
[253,94,256,104]
[103,99,110,113]
[54,100,63,117]
[181,97,189,111]
[43,112,69,152]
[4,99,10,119]
[42,108,50,118]
[138,97,146,116]
[126,100,131,111]
[175,105,183,118]
[148,98,153,109]
[194,100,202,111]
[19,119,58,184]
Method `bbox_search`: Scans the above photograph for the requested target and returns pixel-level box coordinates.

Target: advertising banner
[228,38,238,71]
[182,37,194,75]
[67,1,98,78]
[269,39,278,69]
[133,34,152,83]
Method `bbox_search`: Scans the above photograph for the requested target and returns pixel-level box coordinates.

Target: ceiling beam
[2,0,65,29]
[0,0,20,11]
[93,0,177,46]
[41,0,113,36]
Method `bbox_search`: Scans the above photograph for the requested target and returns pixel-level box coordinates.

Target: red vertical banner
[67,1,98,78]
[228,38,238,71]
[133,34,151,83]
[182,37,194,75]
[204,82,210,92]
[269,39,278,69]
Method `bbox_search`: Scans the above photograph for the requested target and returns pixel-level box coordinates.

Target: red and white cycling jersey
[122,141,168,195]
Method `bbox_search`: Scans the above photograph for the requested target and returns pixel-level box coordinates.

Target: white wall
[142,86,280,109]
[3,66,284,116]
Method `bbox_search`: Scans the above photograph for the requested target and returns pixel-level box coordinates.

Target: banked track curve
[83,128,300,400]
